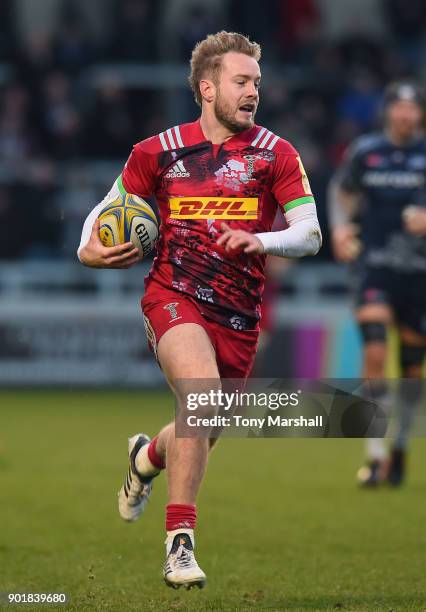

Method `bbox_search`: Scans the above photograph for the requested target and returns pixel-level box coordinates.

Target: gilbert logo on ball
[98,193,158,259]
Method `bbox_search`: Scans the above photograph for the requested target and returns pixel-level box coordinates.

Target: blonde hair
[189,31,261,107]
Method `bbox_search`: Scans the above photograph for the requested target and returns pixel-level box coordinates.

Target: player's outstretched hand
[78,219,141,269]
[402,206,426,237]
[331,223,362,262]
[216,222,264,255]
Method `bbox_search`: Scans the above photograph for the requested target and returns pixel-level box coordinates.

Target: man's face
[213,52,261,133]
[387,99,423,139]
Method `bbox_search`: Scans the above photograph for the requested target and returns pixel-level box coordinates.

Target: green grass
[1,390,426,611]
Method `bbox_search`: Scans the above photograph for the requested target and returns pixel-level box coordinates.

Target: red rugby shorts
[141,282,259,380]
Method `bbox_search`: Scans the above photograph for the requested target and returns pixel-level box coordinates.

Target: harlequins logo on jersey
[163,302,182,322]
[215,158,256,191]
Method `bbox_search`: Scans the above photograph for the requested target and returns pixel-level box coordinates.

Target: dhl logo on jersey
[169,197,259,219]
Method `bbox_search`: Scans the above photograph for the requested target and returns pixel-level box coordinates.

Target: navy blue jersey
[338,132,426,273]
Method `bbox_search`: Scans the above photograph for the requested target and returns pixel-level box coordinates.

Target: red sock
[147,436,165,470]
[166,504,197,531]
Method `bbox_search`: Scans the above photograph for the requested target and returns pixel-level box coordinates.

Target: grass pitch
[1,390,426,611]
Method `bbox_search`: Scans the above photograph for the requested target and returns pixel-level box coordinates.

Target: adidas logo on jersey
[165,160,190,179]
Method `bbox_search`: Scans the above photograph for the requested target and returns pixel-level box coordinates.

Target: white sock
[165,529,195,555]
[134,443,161,478]
[365,438,387,461]
[365,387,390,461]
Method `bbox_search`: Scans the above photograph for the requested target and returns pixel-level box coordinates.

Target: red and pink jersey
[121,119,315,330]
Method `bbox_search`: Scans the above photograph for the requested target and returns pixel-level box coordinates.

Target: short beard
[214,92,255,134]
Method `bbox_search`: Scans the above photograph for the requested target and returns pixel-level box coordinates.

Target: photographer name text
[186,415,323,428]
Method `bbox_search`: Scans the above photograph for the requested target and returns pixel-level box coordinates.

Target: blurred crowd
[0,0,426,259]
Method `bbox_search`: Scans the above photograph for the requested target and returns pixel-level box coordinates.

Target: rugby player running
[78,32,321,589]
[329,82,426,487]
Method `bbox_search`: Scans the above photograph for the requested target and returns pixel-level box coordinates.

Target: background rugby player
[329,82,426,487]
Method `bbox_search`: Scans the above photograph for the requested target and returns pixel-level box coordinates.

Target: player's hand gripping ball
[98,193,158,259]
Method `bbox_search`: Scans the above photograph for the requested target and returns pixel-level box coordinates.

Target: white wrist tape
[77,179,121,261]
[77,202,104,260]
[256,203,322,258]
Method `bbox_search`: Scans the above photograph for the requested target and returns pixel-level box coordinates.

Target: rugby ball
[98,193,158,259]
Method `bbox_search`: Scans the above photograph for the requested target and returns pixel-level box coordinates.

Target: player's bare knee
[356,303,393,326]
[364,343,388,377]
[358,322,387,374]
